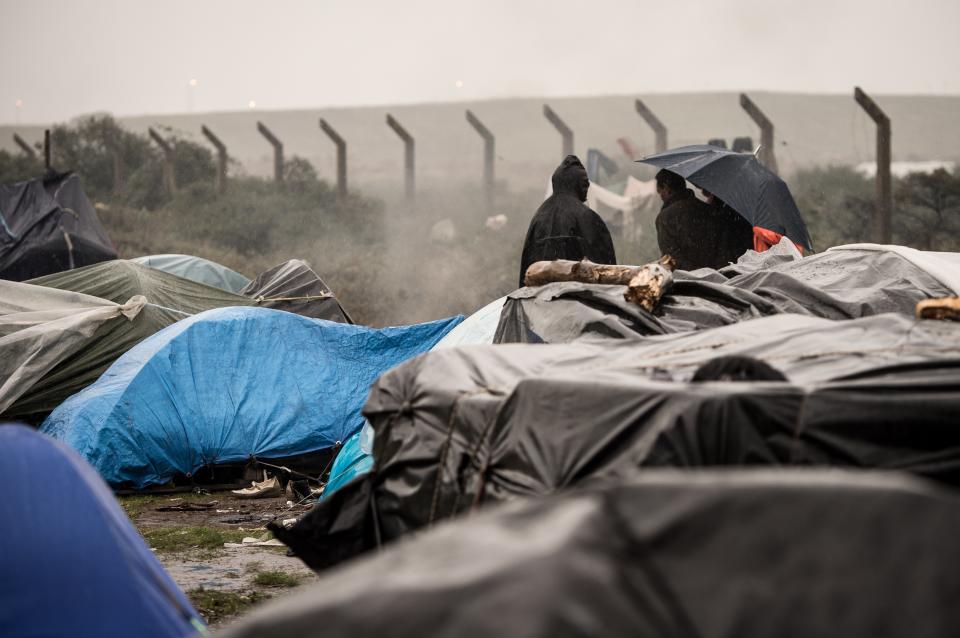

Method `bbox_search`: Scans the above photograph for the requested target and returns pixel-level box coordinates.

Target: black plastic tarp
[239,471,960,638]
[0,172,116,281]
[274,312,960,569]
[496,246,955,343]
[241,259,353,323]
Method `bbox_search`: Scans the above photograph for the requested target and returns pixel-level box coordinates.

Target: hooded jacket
[655,189,752,271]
[518,156,617,287]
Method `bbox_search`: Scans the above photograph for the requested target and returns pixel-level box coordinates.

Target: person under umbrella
[640,145,813,257]
[518,155,616,287]
[654,169,754,271]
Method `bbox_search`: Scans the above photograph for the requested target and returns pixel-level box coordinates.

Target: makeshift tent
[275,312,960,569]
[322,297,506,501]
[229,471,960,638]
[431,296,506,349]
[1,261,252,420]
[0,171,116,280]
[497,243,957,343]
[132,253,250,293]
[42,307,462,488]
[0,280,145,415]
[0,425,204,638]
[241,259,353,323]
[322,422,374,500]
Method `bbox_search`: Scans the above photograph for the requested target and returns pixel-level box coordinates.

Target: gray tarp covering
[232,471,960,638]
[241,259,353,323]
[496,244,956,343]
[274,312,960,569]
[131,254,251,294]
[1,260,252,420]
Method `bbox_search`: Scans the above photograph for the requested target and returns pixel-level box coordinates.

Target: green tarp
[2,260,251,420]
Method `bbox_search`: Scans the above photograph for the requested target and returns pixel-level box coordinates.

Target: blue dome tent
[0,425,204,638]
[41,307,462,488]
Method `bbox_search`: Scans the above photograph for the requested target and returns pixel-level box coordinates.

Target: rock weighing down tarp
[0,425,204,638]
[498,243,960,343]
[0,172,117,281]
[1,260,252,420]
[132,253,251,293]
[42,307,462,488]
[275,312,960,569]
[227,471,960,638]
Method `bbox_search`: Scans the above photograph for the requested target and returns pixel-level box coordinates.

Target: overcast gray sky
[2,0,958,124]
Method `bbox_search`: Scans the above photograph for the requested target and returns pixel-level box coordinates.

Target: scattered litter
[224,537,285,548]
[231,476,281,499]
[155,500,219,512]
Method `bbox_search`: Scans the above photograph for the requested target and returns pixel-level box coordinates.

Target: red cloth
[753,227,804,255]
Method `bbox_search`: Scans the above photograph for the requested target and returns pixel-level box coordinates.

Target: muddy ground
[121,490,318,629]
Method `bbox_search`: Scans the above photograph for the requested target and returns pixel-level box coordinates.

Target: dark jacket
[655,189,753,271]
[518,156,617,287]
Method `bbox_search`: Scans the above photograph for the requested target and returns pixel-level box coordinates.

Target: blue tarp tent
[41,307,462,488]
[322,297,505,501]
[132,254,250,293]
[322,421,375,500]
[0,425,204,638]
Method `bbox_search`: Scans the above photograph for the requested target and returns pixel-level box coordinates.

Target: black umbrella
[637,144,813,251]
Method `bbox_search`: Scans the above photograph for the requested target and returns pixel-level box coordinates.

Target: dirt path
[122,490,318,628]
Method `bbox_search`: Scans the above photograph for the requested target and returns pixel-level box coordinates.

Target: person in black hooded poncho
[518,155,617,287]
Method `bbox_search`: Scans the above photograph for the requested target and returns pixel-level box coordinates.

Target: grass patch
[252,570,302,588]
[187,587,271,626]
[142,526,250,553]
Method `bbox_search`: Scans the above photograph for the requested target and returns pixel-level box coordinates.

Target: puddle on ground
[160,547,316,592]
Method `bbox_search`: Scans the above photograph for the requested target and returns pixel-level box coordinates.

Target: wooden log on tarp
[624,255,676,312]
[523,255,677,312]
[917,297,960,321]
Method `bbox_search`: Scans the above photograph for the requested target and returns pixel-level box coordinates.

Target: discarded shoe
[231,476,281,499]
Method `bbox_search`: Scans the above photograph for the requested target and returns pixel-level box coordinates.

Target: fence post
[634,99,667,154]
[386,114,415,201]
[106,131,124,196]
[43,129,51,169]
[739,93,778,174]
[13,134,36,159]
[465,110,495,208]
[543,105,573,158]
[148,127,177,195]
[854,87,892,244]
[319,118,347,199]
[201,125,228,194]
[256,121,284,183]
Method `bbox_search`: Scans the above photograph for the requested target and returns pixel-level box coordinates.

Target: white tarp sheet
[0,280,144,412]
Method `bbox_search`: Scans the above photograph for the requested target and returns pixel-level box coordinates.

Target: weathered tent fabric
[828,243,960,294]
[323,297,507,501]
[322,422,375,501]
[241,259,353,323]
[0,425,204,638]
[41,308,463,488]
[30,259,251,311]
[275,312,960,569]
[0,172,116,281]
[2,261,253,419]
[432,296,506,349]
[496,245,955,343]
[229,471,960,638]
[132,253,250,293]
[0,281,145,414]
